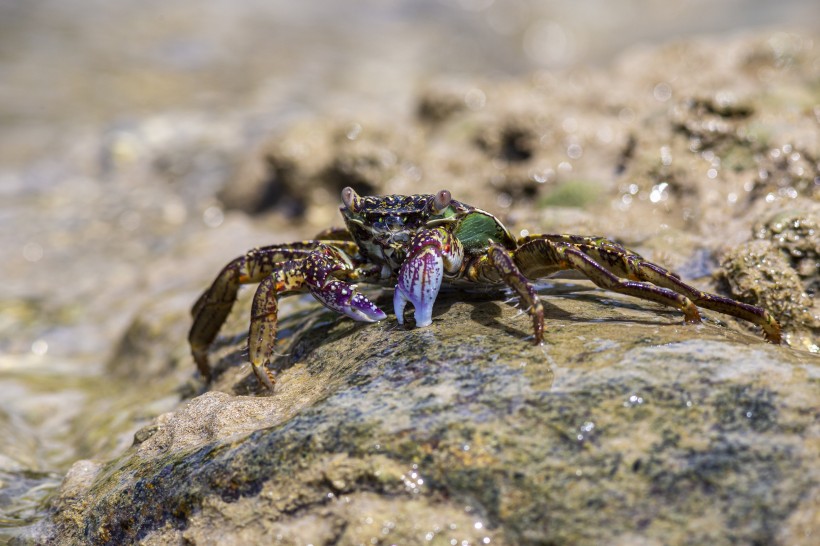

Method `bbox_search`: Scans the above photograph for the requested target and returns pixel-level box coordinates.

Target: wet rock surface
[31,289,820,545]
[5,29,820,546]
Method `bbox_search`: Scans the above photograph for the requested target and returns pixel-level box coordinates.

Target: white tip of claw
[414,309,433,328]
[344,293,387,322]
[393,286,434,327]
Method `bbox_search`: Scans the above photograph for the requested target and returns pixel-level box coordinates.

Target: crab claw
[394,245,444,327]
[310,280,387,322]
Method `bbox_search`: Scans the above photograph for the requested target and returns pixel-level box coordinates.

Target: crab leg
[248,262,306,389]
[469,244,546,343]
[189,240,373,380]
[248,245,386,390]
[516,237,701,321]
[632,262,781,343]
[189,244,322,381]
[515,235,781,343]
[394,228,464,327]
[468,238,701,343]
[562,237,781,343]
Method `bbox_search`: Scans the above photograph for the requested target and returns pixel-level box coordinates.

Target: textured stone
[29,286,820,545]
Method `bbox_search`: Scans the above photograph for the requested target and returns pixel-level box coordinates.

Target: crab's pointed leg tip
[768,321,782,345]
[252,363,277,392]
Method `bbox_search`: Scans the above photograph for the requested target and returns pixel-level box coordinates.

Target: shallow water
[0,0,817,540]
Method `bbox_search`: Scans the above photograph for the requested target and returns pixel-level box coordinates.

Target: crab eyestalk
[341,186,362,212]
[431,189,452,213]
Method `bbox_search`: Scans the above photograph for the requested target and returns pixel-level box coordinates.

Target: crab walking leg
[513,238,703,325]
[521,234,782,343]
[394,228,464,327]
[189,244,323,380]
[474,244,546,344]
[585,245,781,343]
[248,246,386,390]
[625,261,781,343]
[248,264,306,390]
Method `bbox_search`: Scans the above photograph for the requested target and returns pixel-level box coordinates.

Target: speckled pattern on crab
[189,188,782,390]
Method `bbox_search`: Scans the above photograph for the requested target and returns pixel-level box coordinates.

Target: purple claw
[394,245,443,327]
[311,280,387,322]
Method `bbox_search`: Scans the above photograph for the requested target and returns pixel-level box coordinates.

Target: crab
[190,187,782,390]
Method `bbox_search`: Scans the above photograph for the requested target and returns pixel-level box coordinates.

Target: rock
[220,118,425,224]
[716,206,820,352]
[14,30,820,546]
[27,285,820,545]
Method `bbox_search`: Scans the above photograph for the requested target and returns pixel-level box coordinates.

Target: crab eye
[341,187,361,211]
[431,189,452,213]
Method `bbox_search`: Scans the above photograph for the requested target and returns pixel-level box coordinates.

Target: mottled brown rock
[28,284,820,546]
[716,207,819,352]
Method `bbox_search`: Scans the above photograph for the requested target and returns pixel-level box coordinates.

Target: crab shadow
[207,283,685,395]
[465,282,685,340]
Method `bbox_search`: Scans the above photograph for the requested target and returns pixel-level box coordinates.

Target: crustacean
[190,188,781,389]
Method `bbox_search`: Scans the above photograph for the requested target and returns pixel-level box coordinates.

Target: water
[0,0,817,540]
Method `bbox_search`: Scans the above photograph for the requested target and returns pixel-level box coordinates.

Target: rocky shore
[6,31,819,545]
